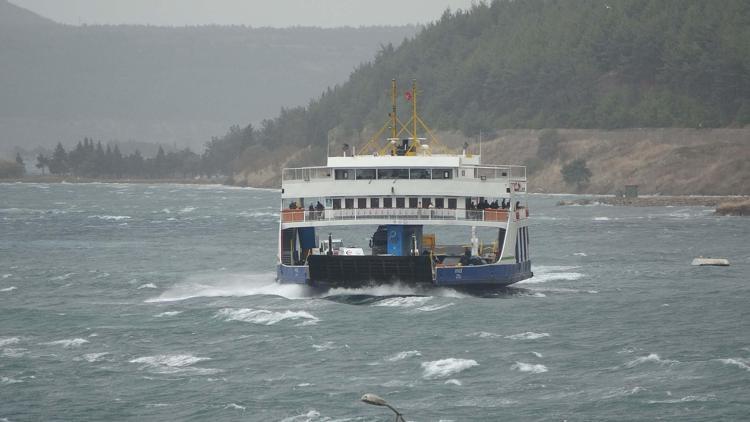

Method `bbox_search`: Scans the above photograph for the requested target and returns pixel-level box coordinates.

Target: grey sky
[12,0,478,27]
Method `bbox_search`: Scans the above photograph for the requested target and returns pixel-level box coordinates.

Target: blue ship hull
[276,260,532,290]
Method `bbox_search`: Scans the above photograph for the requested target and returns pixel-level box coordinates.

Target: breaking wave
[146,272,314,302]
[715,358,750,371]
[417,302,455,312]
[386,350,422,362]
[648,394,716,404]
[373,296,432,308]
[511,362,548,373]
[468,331,502,338]
[129,354,218,375]
[154,311,182,318]
[505,332,550,340]
[624,353,677,368]
[216,308,319,326]
[421,358,479,379]
[89,215,131,221]
[0,337,20,347]
[0,286,16,292]
[41,338,89,348]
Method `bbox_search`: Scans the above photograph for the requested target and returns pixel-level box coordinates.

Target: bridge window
[448,198,457,209]
[332,199,341,209]
[334,169,350,180]
[383,197,393,208]
[408,197,419,208]
[371,198,380,208]
[410,168,431,179]
[396,197,405,208]
[377,169,409,179]
[355,169,375,180]
[422,198,432,208]
[433,168,453,179]
[358,198,367,208]
[435,198,445,209]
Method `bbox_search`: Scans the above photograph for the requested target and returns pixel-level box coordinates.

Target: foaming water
[147,272,315,302]
[623,353,677,368]
[40,338,89,348]
[505,332,550,340]
[511,362,548,373]
[421,358,479,379]
[216,308,319,326]
[386,350,422,362]
[129,354,219,375]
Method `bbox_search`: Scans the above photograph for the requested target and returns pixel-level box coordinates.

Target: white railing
[280,207,527,224]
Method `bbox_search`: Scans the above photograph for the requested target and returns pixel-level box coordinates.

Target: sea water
[0,183,748,421]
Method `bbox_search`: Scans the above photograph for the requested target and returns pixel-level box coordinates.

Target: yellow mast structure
[356,79,449,156]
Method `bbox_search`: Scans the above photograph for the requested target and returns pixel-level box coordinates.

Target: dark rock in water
[715,200,750,216]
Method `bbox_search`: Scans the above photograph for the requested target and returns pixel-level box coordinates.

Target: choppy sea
[0,182,748,421]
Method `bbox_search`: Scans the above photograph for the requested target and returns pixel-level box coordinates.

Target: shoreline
[0,176,225,185]
[558,195,750,209]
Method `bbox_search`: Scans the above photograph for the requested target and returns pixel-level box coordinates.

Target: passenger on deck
[459,248,471,266]
[289,202,298,209]
[315,201,324,211]
[501,199,507,209]
[308,204,314,212]
[490,200,499,209]
[515,201,521,210]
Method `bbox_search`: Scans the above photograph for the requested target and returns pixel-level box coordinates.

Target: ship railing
[280,208,527,223]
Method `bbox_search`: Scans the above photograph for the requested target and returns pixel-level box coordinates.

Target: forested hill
[208,0,749,186]
[0,0,417,152]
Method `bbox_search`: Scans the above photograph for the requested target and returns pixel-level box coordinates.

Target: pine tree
[36,153,48,175]
[48,143,69,175]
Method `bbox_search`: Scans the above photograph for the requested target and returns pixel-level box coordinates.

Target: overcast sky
[13,0,478,27]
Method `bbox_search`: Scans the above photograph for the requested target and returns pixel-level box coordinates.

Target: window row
[330,197,459,210]
[334,168,454,180]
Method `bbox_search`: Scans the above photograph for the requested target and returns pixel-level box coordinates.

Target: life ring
[345,249,353,255]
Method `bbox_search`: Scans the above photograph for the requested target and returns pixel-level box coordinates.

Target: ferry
[277,80,532,290]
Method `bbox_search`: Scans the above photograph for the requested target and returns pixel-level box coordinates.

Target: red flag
[404,91,412,101]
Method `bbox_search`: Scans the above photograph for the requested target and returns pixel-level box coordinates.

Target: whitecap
[280,410,321,422]
[511,362,548,373]
[216,308,319,326]
[80,352,109,362]
[154,311,182,318]
[648,394,716,404]
[312,342,335,351]
[137,283,158,289]
[593,216,611,221]
[2,348,27,358]
[373,296,432,308]
[1,376,23,385]
[601,386,645,399]
[715,358,750,371]
[417,302,455,312]
[531,352,543,358]
[624,353,677,368]
[1,273,11,279]
[89,215,131,221]
[129,354,218,375]
[573,252,587,256]
[41,338,89,348]
[0,337,20,347]
[444,379,462,386]
[178,206,196,214]
[296,383,313,387]
[421,358,478,379]
[0,286,16,292]
[386,350,422,361]
[505,332,550,340]
[225,403,246,410]
[471,331,501,338]
[51,273,75,281]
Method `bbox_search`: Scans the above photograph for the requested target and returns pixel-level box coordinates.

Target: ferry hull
[276,260,532,290]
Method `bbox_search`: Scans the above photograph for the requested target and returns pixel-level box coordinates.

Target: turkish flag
[404,91,412,101]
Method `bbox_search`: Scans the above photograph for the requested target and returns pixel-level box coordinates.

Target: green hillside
[209,0,750,179]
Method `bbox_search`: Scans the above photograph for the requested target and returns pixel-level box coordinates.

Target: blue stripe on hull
[277,261,533,288]
[435,261,532,287]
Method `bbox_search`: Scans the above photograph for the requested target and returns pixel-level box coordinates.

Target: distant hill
[0,0,417,153]
[207,0,749,193]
